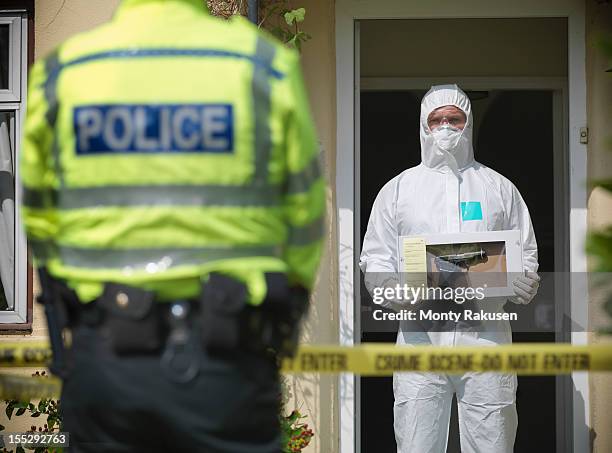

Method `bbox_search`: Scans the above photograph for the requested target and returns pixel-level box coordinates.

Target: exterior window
[0,17,22,101]
[0,11,29,326]
[0,24,10,89]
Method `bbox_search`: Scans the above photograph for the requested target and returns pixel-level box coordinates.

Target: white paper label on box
[400,237,427,288]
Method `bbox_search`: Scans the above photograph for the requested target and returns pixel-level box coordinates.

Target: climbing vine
[206,0,311,50]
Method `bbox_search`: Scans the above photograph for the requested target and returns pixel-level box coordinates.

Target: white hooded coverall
[359,85,538,453]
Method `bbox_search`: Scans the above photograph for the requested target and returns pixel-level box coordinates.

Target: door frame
[335,2,588,453]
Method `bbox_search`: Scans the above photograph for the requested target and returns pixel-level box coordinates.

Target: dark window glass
[0,25,9,89]
[0,111,14,310]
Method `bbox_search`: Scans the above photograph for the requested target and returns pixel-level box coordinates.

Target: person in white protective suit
[359,84,540,453]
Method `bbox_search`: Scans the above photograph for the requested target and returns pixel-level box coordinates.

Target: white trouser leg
[453,372,518,453]
[393,371,454,453]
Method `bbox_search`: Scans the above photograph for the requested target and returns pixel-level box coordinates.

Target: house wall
[34,0,120,58]
[585,1,612,452]
[287,1,338,452]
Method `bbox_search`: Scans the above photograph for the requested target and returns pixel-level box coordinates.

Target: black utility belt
[63,273,309,359]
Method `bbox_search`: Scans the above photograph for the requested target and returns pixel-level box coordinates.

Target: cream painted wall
[586,1,612,452]
[34,0,121,59]
[287,1,338,451]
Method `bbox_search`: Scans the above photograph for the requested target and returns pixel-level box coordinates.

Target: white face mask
[431,124,463,152]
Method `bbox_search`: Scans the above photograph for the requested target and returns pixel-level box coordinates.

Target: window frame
[0,16,22,101]
[0,9,32,330]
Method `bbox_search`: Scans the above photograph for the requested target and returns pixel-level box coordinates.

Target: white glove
[380,279,423,312]
[365,274,421,312]
[510,272,540,305]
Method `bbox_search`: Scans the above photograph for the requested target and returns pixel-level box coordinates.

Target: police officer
[21,0,325,451]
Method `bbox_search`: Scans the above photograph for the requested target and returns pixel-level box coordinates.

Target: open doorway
[360,88,563,452]
[356,17,569,453]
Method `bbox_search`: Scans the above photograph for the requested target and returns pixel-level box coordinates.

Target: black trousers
[61,324,282,452]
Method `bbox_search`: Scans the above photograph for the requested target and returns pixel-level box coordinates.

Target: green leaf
[291,8,306,23]
[284,8,305,26]
[588,178,612,192]
[287,34,299,48]
[6,403,15,419]
[286,410,301,423]
[587,229,612,271]
[598,35,612,55]
[284,11,295,26]
[14,401,29,409]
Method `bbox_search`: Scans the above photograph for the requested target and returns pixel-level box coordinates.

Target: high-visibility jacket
[21,0,325,304]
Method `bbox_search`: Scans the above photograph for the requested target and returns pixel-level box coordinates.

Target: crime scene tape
[0,342,53,368]
[280,343,612,376]
[0,373,61,401]
[1,342,612,399]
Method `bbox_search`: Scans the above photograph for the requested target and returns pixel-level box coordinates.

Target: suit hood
[420,84,474,171]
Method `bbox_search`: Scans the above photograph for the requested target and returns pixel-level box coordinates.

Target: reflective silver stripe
[28,239,56,262]
[288,218,324,247]
[43,52,64,187]
[58,245,281,269]
[52,137,63,187]
[251,37,276,185]
[27,169,321,208]
[44,52,60,127]
[286,156,322,195]
[55,185,281,209]
[23,187,56,209]
[58,49,286,80]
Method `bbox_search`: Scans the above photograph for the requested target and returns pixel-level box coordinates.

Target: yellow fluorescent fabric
[21,0,325,302]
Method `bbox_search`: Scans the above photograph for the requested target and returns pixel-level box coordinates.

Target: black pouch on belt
[257,273,309,357]
[98,283,163,354]
[200,273,248,353]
